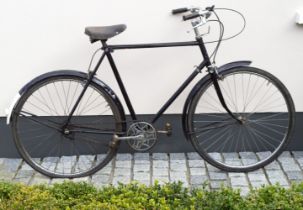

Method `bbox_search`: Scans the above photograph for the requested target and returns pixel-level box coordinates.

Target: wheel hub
[237,116,247,124]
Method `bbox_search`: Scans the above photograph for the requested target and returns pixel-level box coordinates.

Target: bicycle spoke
[13,76,120,178]
[190,69,293,170]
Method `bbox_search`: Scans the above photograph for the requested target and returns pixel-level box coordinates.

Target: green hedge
[0,181,302,209]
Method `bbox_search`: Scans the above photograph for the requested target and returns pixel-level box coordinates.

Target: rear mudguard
[182,60,252,140]
[6,70,126,132]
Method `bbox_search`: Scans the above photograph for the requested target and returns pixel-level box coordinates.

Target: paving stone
[51,178,69,184]
[190,167,206,175]
[285,171,303,181]
[116,153,132,161]
[30,174,50,185]
[152,176,169,185]
[74,155,95,172]
[209,153,222,161]
[134,164,150,172]
[115,160,132,168]
[170,162,187,172]
[56,156,77,173]
[42,157,59,163]
[256,151,271,160]
[292,151,303,159]
[152,153,168,160]
[191,184,205,190]
[133,172,150,181]
[134,153,150,161]
[266,170,285,179]
[209,172,227,180]
[135,180,150,186]
[279,151,292,159]
[97,154,107,161]
[210,180,229,189]
[170,159,186,164]
[1,158,22,172]
[279,160,301,172]
[187,152,202,160]
[250,181,267,188]
[222,153,239,160]
[190,175,208,185]
[170,172,188,185]
[266,170,289,186]
[153,160,168,168]
[264,161,280,170]
[241,158,258,165]
[206,163,221,172]
[230,176,249,187]
[95,166,112,175]
[224,159,242,166]
[134,160,150,165]
[248,172,268,182]
[188,160,205,168]
[269,178,289,186]
[296,159,303,168]
[170,153,186,160]
[153,168,169,176]
[114,168,131,176]
[0,151,301,191]
[112,176,131,186]
[14,165,34,184]
[235,187,250,196]
[91,174,110,185]
[228,172,246,178]
[239,152,258,159]
[73,177,90,183]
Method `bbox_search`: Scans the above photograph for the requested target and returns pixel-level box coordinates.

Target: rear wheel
[11,74,124,178]
[187,67,295,172]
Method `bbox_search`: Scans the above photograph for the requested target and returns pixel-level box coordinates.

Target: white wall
[0,0,303,116]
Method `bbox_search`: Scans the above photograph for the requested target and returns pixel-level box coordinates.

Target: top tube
[107,41,199,50]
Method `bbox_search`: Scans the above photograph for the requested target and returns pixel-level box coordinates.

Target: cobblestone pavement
[1,151,303,195]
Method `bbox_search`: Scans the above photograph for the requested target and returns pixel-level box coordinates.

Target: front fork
[208,66,242,124]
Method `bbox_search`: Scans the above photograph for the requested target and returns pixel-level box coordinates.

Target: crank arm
[112,134,144,141]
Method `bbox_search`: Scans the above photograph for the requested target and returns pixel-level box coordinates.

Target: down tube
[151,60,207,124]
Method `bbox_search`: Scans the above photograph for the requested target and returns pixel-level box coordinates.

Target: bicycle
[7,5,295,178]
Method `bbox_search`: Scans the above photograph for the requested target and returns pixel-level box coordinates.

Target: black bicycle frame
[110,37,211,123]
[65,37,231,128]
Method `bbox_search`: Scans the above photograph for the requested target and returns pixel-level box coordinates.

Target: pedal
[157,123,172,136]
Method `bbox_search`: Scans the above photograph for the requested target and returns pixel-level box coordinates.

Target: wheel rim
[191,70,293,169]
[13,76,120,177]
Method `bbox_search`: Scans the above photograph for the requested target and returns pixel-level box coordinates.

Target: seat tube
[104,46,137,121]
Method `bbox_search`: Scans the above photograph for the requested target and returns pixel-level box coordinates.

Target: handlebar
[172,5,215,21]
[183,13,200,21]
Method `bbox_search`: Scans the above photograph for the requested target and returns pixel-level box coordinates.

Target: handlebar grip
[171,7,189,15]
[183,13,200,21]
[172,7,189,14]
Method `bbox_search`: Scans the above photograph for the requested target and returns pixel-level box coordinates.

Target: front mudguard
[6,70,126,132]
[182,60,252,140]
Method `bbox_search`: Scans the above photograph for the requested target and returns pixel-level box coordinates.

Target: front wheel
[11,74,124,178]
[186,67,295,172]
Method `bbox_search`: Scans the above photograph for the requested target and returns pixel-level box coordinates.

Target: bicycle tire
[11,73,124,178]
[186,67,295,172]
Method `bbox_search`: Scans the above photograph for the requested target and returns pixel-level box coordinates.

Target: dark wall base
[0,113,302,158]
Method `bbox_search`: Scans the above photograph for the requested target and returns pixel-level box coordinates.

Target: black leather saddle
[85,24,126,42]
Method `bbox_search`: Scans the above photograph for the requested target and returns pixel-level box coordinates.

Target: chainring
[127,122,157,152]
